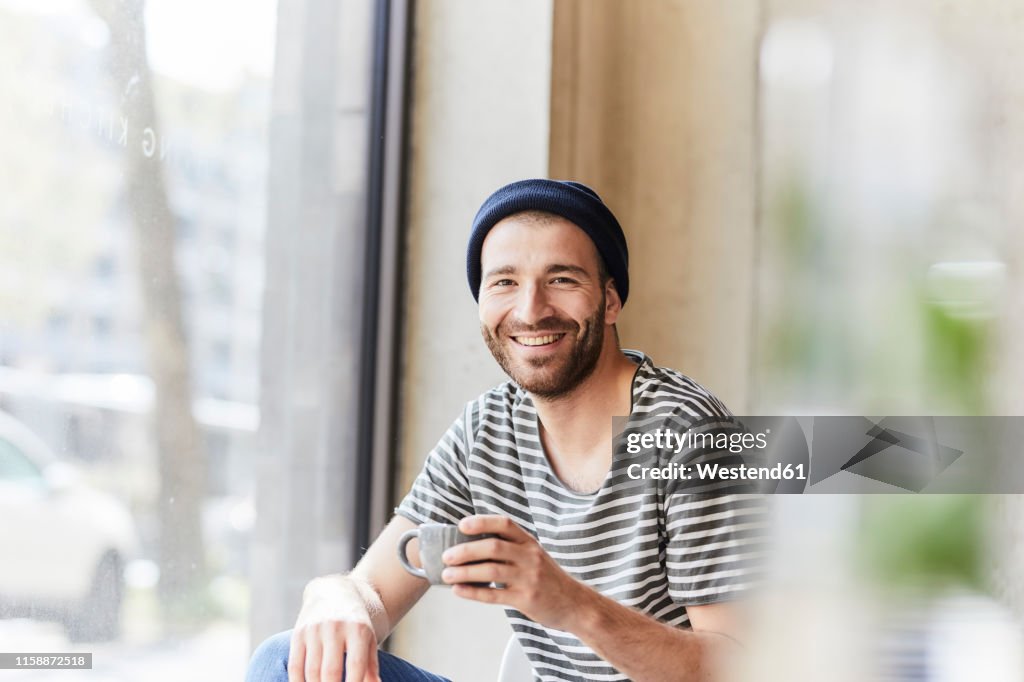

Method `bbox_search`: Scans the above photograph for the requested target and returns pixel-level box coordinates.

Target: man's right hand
[288,574,384,682]
[284,515,431,681]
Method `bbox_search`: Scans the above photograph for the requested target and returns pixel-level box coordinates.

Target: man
[246,179,765,682]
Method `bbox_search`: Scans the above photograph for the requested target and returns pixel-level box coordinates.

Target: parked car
[0,409,139,642]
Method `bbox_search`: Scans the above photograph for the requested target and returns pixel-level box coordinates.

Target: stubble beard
[481,295,606,401]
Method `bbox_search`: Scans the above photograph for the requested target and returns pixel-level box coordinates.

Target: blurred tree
[87,0,208,629]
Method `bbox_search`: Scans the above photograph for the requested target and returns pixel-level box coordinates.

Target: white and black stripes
[396,350,765,681]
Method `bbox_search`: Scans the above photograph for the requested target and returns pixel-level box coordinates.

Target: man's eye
[491,279,515,287]
[551,277,577,285]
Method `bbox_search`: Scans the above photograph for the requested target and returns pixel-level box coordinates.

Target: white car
[0,410,139,642]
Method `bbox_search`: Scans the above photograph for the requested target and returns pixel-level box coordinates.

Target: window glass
[0,0,276,674]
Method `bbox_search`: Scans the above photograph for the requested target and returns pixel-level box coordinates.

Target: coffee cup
[397,523,494,586]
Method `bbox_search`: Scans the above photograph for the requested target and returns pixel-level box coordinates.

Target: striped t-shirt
[396,350,766,681]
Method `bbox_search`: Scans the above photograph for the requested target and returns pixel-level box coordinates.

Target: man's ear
[604,279,623,325]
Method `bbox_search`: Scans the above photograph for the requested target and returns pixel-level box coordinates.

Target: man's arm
[570,598,742,682]
[442,515,746,682]
[289,514,430,682]
[292,398,478,681]
[350,514,432,641]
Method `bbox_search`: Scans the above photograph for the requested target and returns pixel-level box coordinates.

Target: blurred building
[0,4,267,491]
[2,62,267,405]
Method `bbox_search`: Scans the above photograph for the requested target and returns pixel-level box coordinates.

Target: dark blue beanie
[466,179,629,304]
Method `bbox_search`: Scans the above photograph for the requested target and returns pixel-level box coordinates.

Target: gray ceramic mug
[397,523,494,586]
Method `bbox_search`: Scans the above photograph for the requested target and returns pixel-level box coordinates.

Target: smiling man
[246,179,765,682]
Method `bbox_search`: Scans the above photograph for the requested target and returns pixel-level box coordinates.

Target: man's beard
[481,295,605,400]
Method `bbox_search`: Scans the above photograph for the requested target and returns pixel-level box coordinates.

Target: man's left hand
[441,514,587,631]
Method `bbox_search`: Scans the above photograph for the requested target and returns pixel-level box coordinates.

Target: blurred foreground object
[859,496,1024,681]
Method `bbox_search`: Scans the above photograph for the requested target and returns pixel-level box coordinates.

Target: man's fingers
[442,537,513,566]
[452,582,507,605]
[319,628,344,682]
[458,514,529,541]
[442,560,510,586]
[367,641,382,682]
[303,627,324,682]
[287,632,307,682]
[342,626,374,682]
[287,621,379,682]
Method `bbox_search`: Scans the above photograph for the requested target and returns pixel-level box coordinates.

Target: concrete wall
[390,1,553,679]
[550,0,763,413]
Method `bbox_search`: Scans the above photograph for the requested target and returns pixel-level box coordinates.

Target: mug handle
[397,528,427,579]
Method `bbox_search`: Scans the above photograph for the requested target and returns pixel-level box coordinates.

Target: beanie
[466,179,629,304]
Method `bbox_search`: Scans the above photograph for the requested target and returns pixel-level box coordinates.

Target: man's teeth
[517,334,562,346]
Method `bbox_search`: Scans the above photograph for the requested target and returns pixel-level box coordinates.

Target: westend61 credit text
[626,461,807,482]
[622,427,809,482]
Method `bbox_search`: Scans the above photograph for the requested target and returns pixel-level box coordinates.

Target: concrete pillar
[550,0,763,411]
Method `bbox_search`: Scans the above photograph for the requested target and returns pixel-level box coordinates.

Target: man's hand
[283,515,429,682]
[442,515,745,681]
[440,515,588,631]
[288,575,383,682]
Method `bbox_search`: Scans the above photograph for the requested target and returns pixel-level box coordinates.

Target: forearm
[570,591,738,682]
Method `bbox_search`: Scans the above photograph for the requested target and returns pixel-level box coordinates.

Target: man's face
[478,214,620,399]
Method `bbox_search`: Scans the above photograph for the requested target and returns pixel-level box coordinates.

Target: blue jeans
[246,630,452,682]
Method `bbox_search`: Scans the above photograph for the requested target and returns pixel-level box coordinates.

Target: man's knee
[246,629,293,682]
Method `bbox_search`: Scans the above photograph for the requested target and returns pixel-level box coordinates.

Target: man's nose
[514,283,554,325]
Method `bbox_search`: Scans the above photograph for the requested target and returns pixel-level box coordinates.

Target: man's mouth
[512,333,566,347]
